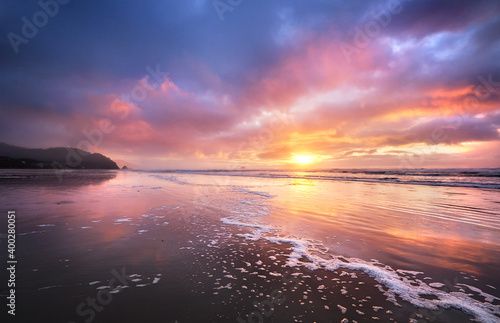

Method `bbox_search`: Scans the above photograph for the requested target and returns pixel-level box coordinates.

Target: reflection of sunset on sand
[266,175,500,278]
[1,169,499,322]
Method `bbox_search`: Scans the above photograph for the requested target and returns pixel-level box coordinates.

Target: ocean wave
[143,168,500,189]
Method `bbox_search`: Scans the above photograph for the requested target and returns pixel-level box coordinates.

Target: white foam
[237,188,276,198]
[96,286,111,290]
[222,207,500,323]
[219,185,500,323]
[458,283,500,303]
[19,230,48,235]
[270,235,500,322]
[115,218,133,222]
[150,174,191,186]
[38,285,61,290]
[396,269,424,276]
[215,283,232,290]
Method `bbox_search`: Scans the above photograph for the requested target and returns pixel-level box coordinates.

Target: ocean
[0,168,499,322]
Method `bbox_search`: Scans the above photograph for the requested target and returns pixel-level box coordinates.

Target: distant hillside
[0,143,119,169]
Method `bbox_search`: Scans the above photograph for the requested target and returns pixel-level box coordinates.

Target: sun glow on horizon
[291,154,318,165]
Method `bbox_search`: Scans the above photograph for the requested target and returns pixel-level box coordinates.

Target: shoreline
[0,169,498,322]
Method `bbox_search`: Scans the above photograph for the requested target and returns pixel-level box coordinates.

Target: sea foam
[220,188,500,323]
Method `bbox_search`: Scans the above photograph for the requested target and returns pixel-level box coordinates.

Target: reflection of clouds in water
[210,180,500,323]
[5,170,499,322]
[0,169,117,189]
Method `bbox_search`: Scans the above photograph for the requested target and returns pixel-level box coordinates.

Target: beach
[4,0,500,322]
[1,169,499,322]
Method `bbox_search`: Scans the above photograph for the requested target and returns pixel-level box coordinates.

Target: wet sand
[0,169,499,322]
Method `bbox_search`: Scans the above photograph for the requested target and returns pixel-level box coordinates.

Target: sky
[1,0,500,169]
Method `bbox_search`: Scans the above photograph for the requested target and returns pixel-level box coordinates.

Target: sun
[291,154,317,165]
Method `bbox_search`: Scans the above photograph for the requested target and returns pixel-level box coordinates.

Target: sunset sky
[1,0,500,169]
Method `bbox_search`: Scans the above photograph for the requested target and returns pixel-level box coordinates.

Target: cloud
[354,115,500,147]
[1,0,499,168]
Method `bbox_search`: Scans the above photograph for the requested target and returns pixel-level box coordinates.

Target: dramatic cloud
[1,0,499,168]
